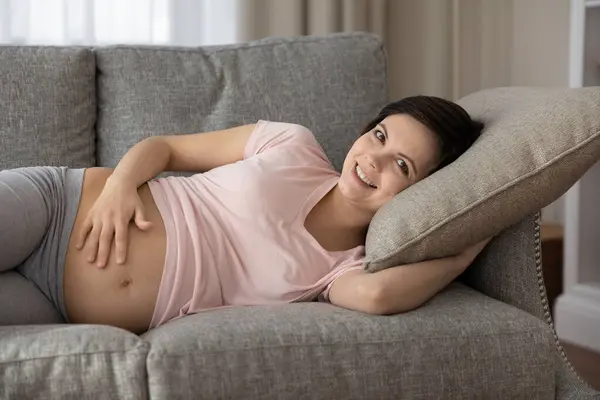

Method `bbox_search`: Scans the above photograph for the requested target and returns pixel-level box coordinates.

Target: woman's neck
[304,184,373,252]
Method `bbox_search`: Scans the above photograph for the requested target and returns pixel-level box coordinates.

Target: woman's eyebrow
[378,122,418,176]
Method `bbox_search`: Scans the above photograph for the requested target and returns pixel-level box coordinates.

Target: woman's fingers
[85,222,102,264]
[79,198,149,267]
[95,223,115,268]
[134,205,153,230]
[474,237,493,253]
[115,221,128,264]
[76,217,93,250]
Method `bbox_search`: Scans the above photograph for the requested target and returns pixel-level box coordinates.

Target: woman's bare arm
[108,124,256,188]
[78,124,256,267]
[328,239,491,315]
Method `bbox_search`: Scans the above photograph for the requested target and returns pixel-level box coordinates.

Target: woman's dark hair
[362,95,484,174]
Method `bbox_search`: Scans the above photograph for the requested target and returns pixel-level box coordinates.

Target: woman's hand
[75,177,153,268]
[455,237,493,270]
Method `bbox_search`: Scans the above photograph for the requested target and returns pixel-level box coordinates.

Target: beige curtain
[236,0,514,101]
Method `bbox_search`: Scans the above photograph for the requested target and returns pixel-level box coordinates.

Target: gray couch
[0,32,597,399]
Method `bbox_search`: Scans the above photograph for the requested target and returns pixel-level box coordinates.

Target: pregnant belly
[63,168,167,334]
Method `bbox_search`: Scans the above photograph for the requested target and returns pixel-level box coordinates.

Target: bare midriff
[63,168,167,334]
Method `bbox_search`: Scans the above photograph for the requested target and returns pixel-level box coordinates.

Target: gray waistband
[58,168,86,320]
[15,167,85,322]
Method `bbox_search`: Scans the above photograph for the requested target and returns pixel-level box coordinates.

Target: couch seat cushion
[143,282,555,400]
[0,324,149,399]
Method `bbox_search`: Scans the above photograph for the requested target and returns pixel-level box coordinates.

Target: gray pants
[0,166,85,324]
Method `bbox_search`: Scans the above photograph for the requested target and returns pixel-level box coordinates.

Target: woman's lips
[353,163,376,189]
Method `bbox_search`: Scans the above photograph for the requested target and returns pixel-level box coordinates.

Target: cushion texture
[0,47,96,169]
[142,282,556,400]
[0,325,148,399]
[365,87,600,271]
[94,32,388,173]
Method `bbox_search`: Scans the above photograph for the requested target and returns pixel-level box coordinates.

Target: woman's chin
[338,186,380,212]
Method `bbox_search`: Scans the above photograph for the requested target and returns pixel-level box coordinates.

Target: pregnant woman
[0,95,488,334]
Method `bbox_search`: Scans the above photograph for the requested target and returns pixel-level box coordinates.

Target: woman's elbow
[357,283,403,315]
[331,280,384,315]
[329,274,418,315]
[365,285,420,315]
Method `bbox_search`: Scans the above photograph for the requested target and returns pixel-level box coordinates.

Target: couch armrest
[460,213,599,398]
[460,213,546,319]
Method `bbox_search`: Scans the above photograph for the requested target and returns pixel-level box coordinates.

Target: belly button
[120,278,132,288]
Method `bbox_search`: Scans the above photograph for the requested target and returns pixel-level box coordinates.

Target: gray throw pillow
[364,87,600,272]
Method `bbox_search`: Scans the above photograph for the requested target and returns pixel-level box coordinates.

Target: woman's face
[339,114,441,214]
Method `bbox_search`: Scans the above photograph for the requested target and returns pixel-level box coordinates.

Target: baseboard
[555,283,600,353]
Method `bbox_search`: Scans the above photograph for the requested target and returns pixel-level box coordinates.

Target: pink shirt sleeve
[244,120,327,161]
[317,264,365,303]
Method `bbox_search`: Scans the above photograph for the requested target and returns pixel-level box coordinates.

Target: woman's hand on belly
[64,168,167,334]
[75,172,154,268]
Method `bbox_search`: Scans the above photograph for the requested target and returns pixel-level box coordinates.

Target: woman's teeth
[356,165,377,188]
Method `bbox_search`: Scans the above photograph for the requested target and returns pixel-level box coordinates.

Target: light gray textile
[143,283,556,400]
[94,32,388,172]
[0,47,96,169]
[0,167,84,323]
[0,324,149,400]
[365,87,600,271]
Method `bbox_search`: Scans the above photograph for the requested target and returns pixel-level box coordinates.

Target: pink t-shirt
[146,121,365,329]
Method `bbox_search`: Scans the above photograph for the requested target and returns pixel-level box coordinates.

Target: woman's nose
[364,153,381,172]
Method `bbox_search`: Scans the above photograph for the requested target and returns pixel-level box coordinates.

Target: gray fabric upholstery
[143,283,556,400]
[0,32,597,398]
[0,47,96,169]
[95,32,388,172]
[461,215,546,319]
[0,325,148,399]
[556,361,600,399]
[461,215,599,398]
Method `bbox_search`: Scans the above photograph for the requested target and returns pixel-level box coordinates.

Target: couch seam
[0,347,149,366]
[146,328,555,358]
[91,32,383,57]
[533,213,597,391]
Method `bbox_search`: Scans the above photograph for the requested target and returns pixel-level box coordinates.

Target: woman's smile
[352,163,377,189]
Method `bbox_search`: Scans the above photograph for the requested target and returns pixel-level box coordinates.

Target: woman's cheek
[384,178,407,197]
[378,186,400,207]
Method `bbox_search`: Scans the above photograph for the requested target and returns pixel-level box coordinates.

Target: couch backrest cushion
[0,47,96,169]
[94,32,388,172]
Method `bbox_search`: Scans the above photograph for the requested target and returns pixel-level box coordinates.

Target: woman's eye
[397,159,409,175]
[375,130,385,143]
